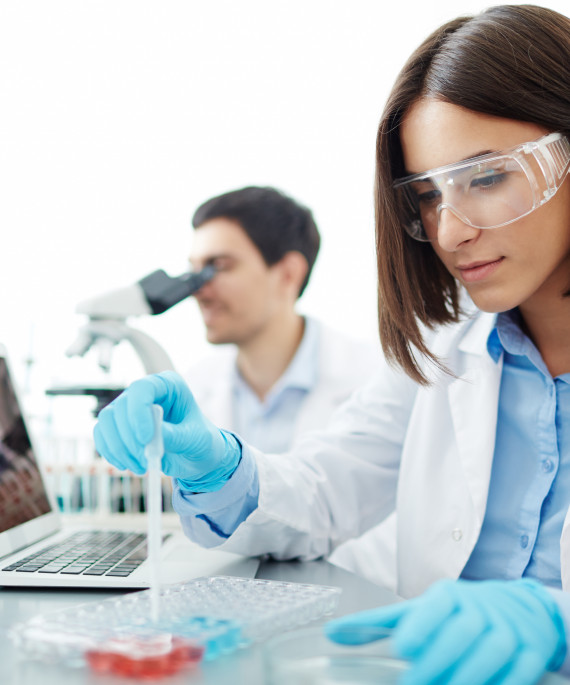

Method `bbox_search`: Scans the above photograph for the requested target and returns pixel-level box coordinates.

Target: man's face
[189,217,286,345]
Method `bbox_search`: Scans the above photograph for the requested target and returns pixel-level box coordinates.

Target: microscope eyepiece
[138,265,216,315]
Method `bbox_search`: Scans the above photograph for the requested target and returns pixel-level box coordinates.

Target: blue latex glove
[325,578,567,685]
[93,371,241,492]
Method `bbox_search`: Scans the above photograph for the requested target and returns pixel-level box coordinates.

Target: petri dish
[86,634,204,679]
[264,624,408,684]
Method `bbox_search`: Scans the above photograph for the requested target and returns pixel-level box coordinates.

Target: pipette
[84,409,209,678]
[145,404,164,623]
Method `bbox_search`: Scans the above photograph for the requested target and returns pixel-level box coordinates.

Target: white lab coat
[184,318,379,442]
[206,309,570,599]
[184,318,397,589]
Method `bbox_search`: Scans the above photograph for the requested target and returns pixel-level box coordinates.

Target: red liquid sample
[86,635,204,679]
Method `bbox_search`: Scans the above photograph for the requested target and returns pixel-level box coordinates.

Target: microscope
[47,267,215,414]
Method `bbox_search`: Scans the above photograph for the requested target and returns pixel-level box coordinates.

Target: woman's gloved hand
[93,371,241,492]
[325,578,567,685]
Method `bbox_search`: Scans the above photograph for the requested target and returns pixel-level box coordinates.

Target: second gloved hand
[325,578,567,685]
[93,371,241,492]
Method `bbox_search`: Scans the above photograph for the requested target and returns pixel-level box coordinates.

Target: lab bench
[1,538,569,684]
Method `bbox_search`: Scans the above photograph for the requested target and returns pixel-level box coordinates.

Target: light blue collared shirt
[177,309,570,572]
[173,317,320,540]
[230,316,319,453]
[173,308,570,674]
[461,309,570,588]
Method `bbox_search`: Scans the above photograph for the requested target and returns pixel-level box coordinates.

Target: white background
[0,0,568,435]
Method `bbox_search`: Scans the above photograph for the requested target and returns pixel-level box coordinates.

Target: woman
[94,5,570,683]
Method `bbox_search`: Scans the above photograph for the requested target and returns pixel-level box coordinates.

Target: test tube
[145,405,164,623]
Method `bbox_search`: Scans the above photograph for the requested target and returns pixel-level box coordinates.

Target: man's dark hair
[192,186,320,297]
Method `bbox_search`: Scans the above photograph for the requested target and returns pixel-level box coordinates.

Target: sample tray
[10,575,342,668]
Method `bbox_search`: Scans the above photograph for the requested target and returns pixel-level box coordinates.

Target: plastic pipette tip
[146,404,164,623]
[86,634,204,679]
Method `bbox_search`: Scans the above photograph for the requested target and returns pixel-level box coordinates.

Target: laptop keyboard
[2,530,170,577]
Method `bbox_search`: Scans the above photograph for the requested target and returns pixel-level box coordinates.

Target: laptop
[0,343,259,588]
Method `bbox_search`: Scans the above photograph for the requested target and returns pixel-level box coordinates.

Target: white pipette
[145,404,164,623]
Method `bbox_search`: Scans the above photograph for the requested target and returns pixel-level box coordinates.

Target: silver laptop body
[0,343,257,589]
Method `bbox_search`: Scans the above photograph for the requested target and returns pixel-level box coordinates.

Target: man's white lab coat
[184,317,397,588]
[184,318,379,442]
[193,310,570,599]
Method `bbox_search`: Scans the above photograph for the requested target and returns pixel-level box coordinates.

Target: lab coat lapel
[294,383,346,438]
[218,375,237,431]
[294,320,357,439]
[203,355,238,431]
[448,317,502,524]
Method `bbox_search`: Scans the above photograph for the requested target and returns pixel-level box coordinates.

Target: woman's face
[400,99,570,316]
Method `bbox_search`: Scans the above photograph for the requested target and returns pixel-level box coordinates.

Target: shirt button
[542,459,554,473]
[520,534,529,549]
[452,529,463,541]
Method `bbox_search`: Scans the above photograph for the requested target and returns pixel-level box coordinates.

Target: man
[185,185,379,453]
[185,186,396,588]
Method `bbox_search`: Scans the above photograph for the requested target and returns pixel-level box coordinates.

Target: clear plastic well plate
[10,575,341,670]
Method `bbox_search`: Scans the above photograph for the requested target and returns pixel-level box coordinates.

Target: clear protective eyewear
[393,132,570,242]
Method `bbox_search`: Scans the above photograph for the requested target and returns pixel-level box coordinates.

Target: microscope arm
[66,266,215,375]
[66,319,175,374]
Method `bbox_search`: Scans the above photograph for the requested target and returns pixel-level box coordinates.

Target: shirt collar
[487,308,543,367]
[233,316,319,399]
[273,316,319,393]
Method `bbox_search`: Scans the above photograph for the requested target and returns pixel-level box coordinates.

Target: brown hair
[376,5,570,384]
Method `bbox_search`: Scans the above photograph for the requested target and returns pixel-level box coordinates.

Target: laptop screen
[0,357,52,534]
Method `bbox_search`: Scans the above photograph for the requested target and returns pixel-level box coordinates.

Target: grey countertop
[1,556,568,684]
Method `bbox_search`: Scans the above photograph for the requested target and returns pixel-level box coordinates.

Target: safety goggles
[393,132,570,242]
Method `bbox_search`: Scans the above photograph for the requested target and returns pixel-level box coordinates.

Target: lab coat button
[452,528,463,541]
